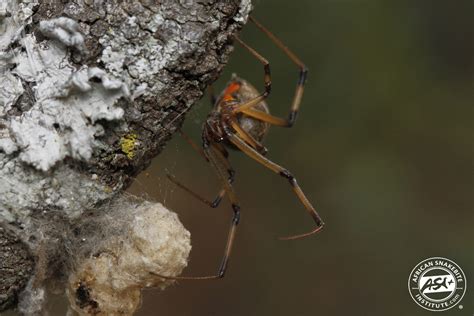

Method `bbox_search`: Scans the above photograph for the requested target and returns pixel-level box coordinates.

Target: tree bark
[0,0,251,313]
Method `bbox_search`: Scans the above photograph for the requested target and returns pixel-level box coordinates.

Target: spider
[159,16,324,280]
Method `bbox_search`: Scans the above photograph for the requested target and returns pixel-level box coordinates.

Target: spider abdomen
[221,76,270,144]
[237,108,269,143]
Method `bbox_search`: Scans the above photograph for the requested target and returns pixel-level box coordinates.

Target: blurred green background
[129,1,473,316]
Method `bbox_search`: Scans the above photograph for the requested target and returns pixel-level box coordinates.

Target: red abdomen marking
[222,82,241,102]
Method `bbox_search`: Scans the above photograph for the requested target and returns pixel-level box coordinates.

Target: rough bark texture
[0,226,34,311]
[0,0,251,313]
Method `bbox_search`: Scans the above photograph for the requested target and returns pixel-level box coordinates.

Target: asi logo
[408,257,466,311]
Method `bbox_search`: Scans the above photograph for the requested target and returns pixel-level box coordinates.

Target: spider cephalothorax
[160,16,323,281]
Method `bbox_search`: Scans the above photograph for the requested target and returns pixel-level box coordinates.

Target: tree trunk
[0,0,251,313]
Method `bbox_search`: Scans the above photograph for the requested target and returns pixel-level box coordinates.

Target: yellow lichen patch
[120,133,138,159]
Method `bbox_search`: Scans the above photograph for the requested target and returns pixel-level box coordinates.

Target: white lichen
[0,137,18,155]
[39,17,86,52]
[0,72,24,117]
[234,0,252,23]
[0,162,113,221]
[97,10,185,95]
[0,0,36,51]
[2,31,128,170]
[147,12,165,33]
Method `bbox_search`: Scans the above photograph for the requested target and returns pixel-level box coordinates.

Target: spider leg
[234,16,308,127]
[154,139,241,280]
[180,130,231,166]
[240,108,294,128]
[226,130,324,240]
[167,131,233,208]
[231,36,272,113]
[229,119,268,155]
[166,173,232,208]
[179,130,207,161]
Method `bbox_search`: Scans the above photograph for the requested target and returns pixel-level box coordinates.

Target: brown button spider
[157,16,324,280]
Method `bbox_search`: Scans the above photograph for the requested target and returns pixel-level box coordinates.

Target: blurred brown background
[5,1,473,315]
[129,1,473,315]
